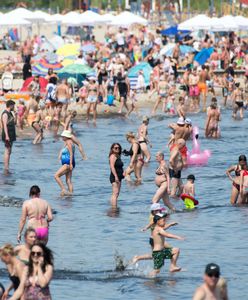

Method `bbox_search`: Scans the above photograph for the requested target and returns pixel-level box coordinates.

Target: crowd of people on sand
[0,21,248,299]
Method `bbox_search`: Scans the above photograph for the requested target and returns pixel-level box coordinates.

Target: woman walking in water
[17,186,53,245]
[109,143,124,208]
[138,116,151,163]
[86,77,99,124]
[226,155,247,204]
[10,242,53,300]
[124,132,144,183]
[152,152,175,211]
[54,130,75,196]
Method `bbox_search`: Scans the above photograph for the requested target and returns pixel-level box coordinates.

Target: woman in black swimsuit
[124,132,144,183]
[226,155,247,204]
[0,244,25,299]
[109,143,124,208]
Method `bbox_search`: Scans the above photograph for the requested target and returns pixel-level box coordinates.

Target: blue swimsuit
[61,144,75,168]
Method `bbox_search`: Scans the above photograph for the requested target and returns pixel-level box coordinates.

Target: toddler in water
[17,99,26,130]
[126,88,138,117]
[165,92,176,115]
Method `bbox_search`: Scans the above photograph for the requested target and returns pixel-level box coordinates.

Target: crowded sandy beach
[0,3,247,300]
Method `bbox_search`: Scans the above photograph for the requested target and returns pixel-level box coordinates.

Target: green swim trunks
[152,248,173,270]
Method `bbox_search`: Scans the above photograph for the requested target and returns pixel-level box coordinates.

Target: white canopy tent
[178,15,211,31]
[209,17,226,32]
[0,14,31,26]
[235,15,248,30]
[49,14,64,23]
[4,7,34,20]
[27,10,52,22]
[62,11,81,25]
[99,13,116,24]
[218,15,239,31]
[79,10,102,25]
[111,11,148,26]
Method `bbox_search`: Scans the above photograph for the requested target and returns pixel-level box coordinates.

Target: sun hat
[177,117,185,125]
[61,130,72,139]
[150,203,162,211]
[185,118,192,125]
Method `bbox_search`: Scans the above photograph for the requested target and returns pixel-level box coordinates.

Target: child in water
[183,174,196,197]
[130,203,178,265]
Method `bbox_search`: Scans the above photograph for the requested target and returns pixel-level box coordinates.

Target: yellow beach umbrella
[61,58,75,67]
[56,43,80,56]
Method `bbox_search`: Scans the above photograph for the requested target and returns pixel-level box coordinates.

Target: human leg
[170,247,181,272]
[111,182,121,207]
[4,144,12,172]
[54,165,70,195]
[65,170,73,194]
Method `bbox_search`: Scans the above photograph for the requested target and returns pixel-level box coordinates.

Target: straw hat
[61,130,72,139]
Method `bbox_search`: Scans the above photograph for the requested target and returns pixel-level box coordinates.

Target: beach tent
[49,14,64,23]
[0,14,31,26]
[161,25,190,36]
[25,10,52,22]
[58,64,93,86]
[194,48,214,65]
[4,8,34,19]
[128,62,152,89]
[99,13,116,24]
[178,15,211,31]
[79,10,102,25]
[111,11,148,26]
[235,15,248,30]
[20,76,48,94]
[218,15,239,31]
[62,11,82,25]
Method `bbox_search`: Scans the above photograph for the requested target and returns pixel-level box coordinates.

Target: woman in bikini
[86,77,99,124]
[152,152,175,211]
[17,186,53,245]
[137,116,151,163]
[232,82,244,120]
[124,132,144,183]
[226,155,247,204]
[10,242,53,300]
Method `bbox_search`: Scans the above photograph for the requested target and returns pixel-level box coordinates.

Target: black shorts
[119,93,127,99]
[235,101,244,108]
[169,168,181,179]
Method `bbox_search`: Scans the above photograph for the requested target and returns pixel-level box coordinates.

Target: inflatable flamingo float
[187,126,211,166]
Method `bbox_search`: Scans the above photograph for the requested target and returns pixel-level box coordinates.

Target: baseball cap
[185,118,192,125]
[153,213,167,224]
[177,117,185,125]
[150,203,162,211]
[205,263,220,277]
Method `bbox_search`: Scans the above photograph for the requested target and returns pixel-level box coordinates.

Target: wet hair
[28,242,54,276]
[239,155,247,162]
[24,228,36,238]
[126,132,136,140]
[0,244,15,257]
[211,97,217,103]
[109,143,122,157]
[29,185,41,197]
[187,174,195,181]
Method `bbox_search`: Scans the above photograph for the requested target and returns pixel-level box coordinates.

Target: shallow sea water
[0,106,247,299]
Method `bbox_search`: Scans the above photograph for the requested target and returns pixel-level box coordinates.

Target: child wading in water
[150,213,184,277]
[183,174,196,197]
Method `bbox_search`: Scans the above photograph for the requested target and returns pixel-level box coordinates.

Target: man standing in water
[198,65,209,112]
[1,100,16,173]
[205,98,221,139]
[169,138,185,197]
[193,263,228,300]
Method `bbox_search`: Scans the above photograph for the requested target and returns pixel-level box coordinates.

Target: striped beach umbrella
[32,59,63,76]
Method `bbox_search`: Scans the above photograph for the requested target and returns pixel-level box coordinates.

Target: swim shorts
[198,82,207,94]
[189,85,199,97]
[152,248,173,270]
[87,95,97,103]
[169,168,181,179]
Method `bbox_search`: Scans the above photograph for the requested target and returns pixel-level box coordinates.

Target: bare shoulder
[193,285,206,300]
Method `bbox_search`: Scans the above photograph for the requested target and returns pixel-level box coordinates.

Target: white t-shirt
[116,33,125,46]
[1,72,13,90]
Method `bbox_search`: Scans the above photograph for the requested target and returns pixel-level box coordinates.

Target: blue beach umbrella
[128,62,153,87]
[194,47,214,65]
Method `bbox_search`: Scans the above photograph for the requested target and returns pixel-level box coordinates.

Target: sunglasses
[31,251,43,257]
[207,273,219,278]
[113,146,120,150]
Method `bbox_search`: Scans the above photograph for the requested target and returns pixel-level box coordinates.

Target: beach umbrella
[161,25,190,36]
[160,44,195,56]
[32,59,62,76]
[194,48,214,65]
[56,43,80,56]
[58,63,93,86]
[61,58,76,67]
[20,76,48,93]
[81,44,96,53]
[128,62,152,88]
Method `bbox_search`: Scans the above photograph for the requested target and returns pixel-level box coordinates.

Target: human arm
[1,283,14,300]
[163,222,178,230]
[159,228,184,240]
[17,203,28,242]
[129,143,138,167]
[169,150,177,170]
[67,141,73,171]
[109,154,119,183]
[240,171,244,197]
[37,262,53,288]
[71,135,87,160]
[2,113,9,141]
[47,204,53,223]
[205,114,210,137]
[225,165,235,182]
[141,220,154,231]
